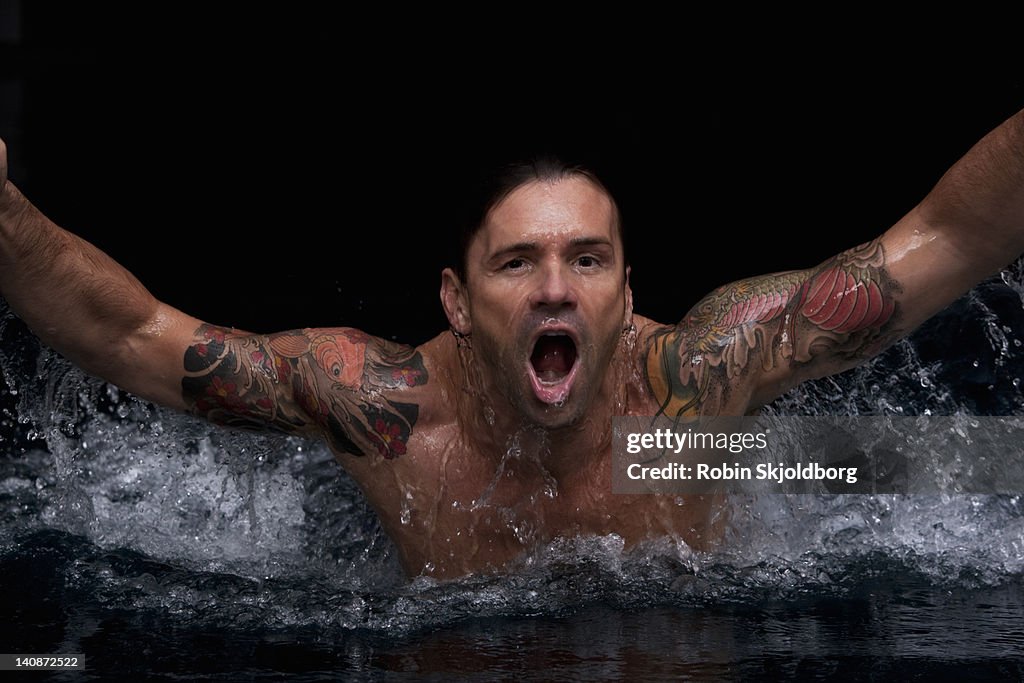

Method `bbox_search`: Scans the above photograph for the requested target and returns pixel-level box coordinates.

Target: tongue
[531,336,577,382]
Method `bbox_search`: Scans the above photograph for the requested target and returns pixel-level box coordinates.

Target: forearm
[0,182,178,400]
[915,107,1024,270]
[868,107,1024,338]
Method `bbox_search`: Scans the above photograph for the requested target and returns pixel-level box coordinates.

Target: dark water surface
[2,530,1024,681]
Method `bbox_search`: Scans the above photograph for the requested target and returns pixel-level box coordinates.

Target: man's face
[452,176,632,430]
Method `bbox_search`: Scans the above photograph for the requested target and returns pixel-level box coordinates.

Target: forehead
[477,176,618,251]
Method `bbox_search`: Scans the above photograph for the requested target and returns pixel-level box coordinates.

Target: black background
[3,7,1022,345]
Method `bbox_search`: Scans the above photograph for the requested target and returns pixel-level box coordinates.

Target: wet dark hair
[450,154,626,281]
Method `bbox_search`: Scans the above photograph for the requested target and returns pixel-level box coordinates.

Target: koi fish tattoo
[646,239,901,416]
[182,325,428,458]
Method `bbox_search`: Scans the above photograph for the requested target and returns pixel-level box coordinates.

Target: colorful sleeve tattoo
[646,239,901,416]
[181,325,428,458]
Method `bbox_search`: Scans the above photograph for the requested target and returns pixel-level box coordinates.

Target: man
[1,108,1022,579]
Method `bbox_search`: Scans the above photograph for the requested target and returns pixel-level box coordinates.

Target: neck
[448,332,635,485]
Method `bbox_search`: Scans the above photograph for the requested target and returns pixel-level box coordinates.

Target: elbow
[92,304,187,410]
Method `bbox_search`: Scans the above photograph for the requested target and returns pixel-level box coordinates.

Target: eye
[502,258,527,271]
[577,255,600,268]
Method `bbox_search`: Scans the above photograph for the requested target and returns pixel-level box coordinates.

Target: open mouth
[528,333,579,405]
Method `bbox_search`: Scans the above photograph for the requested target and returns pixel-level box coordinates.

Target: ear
[623,265,634,328]
[441,268,472,335]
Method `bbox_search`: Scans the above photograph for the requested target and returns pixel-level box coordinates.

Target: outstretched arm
[0,139,429,459]
[0,139,199,410]
[646,107,1024,415]
[180,323,429,458]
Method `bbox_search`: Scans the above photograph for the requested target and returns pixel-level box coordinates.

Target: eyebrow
[487,237,614,262]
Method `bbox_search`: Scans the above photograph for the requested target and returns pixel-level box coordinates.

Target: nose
[529,260,578,309]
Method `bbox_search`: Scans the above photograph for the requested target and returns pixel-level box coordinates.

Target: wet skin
[182,177,904,579]
[338,320,729,578]
[183,178,728,577]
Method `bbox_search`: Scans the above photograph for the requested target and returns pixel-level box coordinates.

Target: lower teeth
[538,370,563,383]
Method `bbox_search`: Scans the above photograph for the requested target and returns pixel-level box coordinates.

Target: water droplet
[973,360,980,368]
[1014,378,1021,388]
[400,496,412,525]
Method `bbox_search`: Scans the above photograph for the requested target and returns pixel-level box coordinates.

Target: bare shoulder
[182,323,455,460]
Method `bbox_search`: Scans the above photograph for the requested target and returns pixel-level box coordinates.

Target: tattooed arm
[181,324,429,458]
[646,107,1024,415]
[0,140,429,458]
[645,242,899,416]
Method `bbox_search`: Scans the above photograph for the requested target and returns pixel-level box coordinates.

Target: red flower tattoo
[370,417,407,458]
[250,349,275,377]
[391,366,423,387]
[196,375,257,415]
[207,376,237,400]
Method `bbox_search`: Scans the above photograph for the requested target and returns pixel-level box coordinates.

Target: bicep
[179,323,430,458]
[751,237,905,406]
[647,238,905,415]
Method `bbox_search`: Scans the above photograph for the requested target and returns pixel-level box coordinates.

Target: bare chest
[365,424,721,578]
